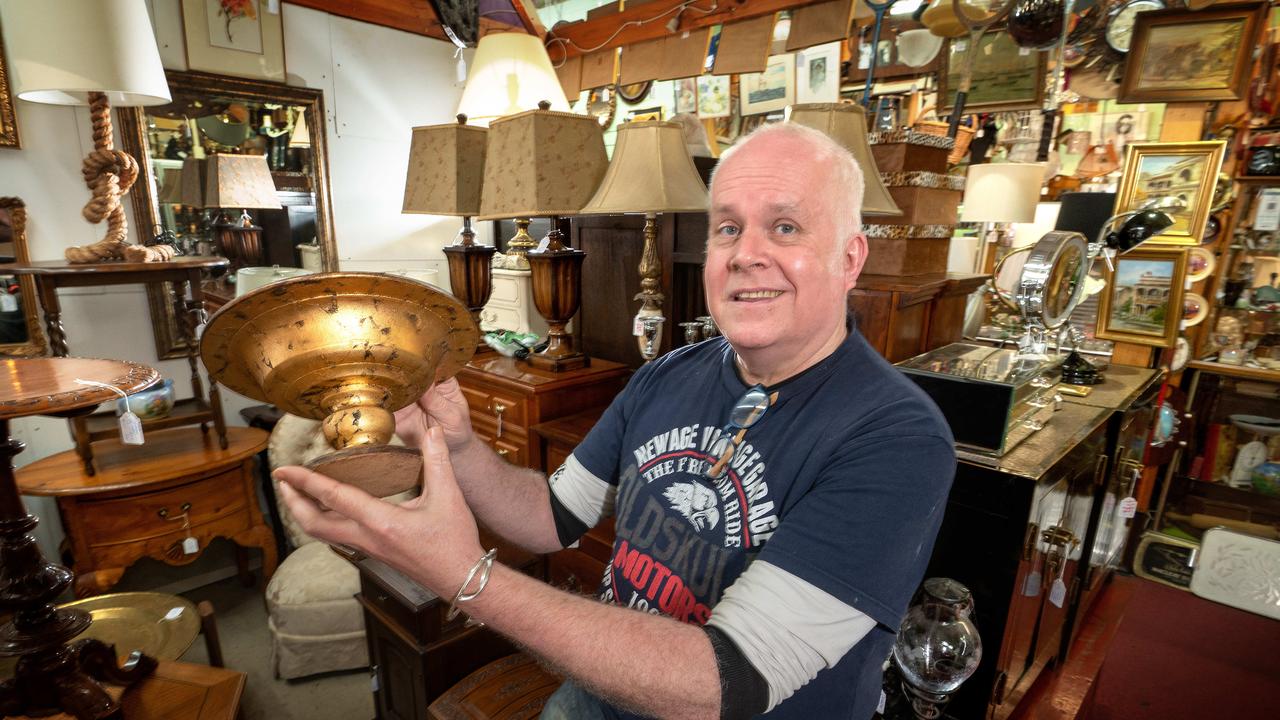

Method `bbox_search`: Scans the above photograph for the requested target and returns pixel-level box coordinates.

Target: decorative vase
[892,578,983,719]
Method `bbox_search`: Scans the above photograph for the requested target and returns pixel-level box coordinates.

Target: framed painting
[0,25,18,148]
[1095,246,1188,348]
[740,54,795,116]
[697,74,731,119]
[1114,141,1226,246]
[182,0,286,82]
[674,78,698,115]
[1119,3,1264,103]
[938,31,1047,113]
[796,41,840,104]
[629,106,663,122]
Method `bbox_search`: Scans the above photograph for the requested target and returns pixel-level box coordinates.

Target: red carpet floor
[1081,578,1280,720]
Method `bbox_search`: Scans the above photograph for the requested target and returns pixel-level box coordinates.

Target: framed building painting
[1095,246,1188,348]
[1114,141,1226,246]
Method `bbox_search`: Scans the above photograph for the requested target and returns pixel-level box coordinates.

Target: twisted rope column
[65,92,138,263]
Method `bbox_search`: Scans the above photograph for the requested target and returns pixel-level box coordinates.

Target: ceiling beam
[285,0,449,41]
[546,0,815,61]
[511,0,547,39]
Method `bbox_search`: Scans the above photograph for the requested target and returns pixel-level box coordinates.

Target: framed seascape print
[674,78,698,115]
[1114,141,1226,246]
[938,31,1047,113]
[796,42,840,104]
[182,0,286,82]
[740,54,795,116]
[1119,3,1264,103]
[697,74,731,119]
[0,25,18,148]
[1095,246,1188,348]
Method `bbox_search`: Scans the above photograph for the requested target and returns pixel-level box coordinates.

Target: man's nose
[729,226,769,271]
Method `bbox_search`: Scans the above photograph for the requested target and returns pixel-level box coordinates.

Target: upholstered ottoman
[265,413,414,679]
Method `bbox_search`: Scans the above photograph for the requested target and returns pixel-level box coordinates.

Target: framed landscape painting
[1120,4,1264,103]
[1095,246,1188,348]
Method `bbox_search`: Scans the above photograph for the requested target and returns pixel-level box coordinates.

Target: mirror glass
[0,198,47,356]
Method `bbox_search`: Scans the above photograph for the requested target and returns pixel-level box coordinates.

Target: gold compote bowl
[200,273,478,496]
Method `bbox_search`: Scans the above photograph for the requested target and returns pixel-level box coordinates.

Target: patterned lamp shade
[203,154,282,210]
[476,105,608,220]
[402,116,487,216]
[180,157,207,208]
[157,167,184,205]
[785,103,902,217]
[580,121,708,215]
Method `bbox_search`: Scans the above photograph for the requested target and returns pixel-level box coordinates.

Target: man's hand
[274,427,485,592]
[393,378,475,454]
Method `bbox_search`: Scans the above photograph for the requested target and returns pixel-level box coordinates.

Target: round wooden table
[0,357,159,720]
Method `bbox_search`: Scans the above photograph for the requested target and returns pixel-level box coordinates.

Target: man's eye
[717,225,740,237]
[775,223,797,235]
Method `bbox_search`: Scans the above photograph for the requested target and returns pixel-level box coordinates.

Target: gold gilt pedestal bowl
[200,273,478,496]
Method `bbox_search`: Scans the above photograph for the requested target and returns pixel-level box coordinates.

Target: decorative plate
[1182,293,1209,327]
[1186,247,1216,283]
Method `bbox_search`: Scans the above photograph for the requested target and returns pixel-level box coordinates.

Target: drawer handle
[493,402,506,438]
[496,447,510,460]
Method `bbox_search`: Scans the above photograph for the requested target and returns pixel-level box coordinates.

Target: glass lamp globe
[892,578,983,719]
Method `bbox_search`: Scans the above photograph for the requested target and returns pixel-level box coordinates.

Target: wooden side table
[11,661,247,720]
[16,426,277,598]
[1,258,231,475]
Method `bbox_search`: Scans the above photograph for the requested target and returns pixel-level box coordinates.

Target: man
[276,123,955,719]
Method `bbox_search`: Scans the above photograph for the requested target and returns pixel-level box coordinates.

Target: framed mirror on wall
[0,198,48,357]
[120,70,338,359]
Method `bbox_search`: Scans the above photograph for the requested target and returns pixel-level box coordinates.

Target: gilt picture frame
[1114,141,1226,246]
[0,27,19,149]
[182,0,286,83]
[1095,246,1188,348]
[1119,3,1264,104]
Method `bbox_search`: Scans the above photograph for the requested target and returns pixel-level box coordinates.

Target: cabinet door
[366,607,428,720]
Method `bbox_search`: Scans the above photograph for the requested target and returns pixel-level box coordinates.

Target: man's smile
[731,289,785,302]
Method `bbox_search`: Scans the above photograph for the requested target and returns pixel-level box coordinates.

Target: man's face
[704,136,865,356]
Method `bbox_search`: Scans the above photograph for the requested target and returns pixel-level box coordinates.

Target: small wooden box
[863,223,953,277]
[870,130,953,174]
[879,186,963,226]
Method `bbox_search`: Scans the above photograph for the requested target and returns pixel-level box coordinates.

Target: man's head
[704,123,868,374]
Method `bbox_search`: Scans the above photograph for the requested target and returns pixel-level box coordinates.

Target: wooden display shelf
[1186,359,1280,383]
[76,397,216,440]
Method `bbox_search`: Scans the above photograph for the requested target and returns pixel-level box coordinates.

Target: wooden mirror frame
[0,198,48,356]
[120,71,338,359]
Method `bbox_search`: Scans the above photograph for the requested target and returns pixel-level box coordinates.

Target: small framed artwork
[1119,3,1264,103]
[1114,141,1227,246]
[740,54,795,116]
[697,74,731,119]
[674,78,698,115]
[182,0,286,82]
[629,107,663,122]
[0,26,18,148]
[938,31,1047,113]
[796,42,840,104]
[1095,246,1188,348]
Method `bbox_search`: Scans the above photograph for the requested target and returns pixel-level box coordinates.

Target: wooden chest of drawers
[457,354,629,471]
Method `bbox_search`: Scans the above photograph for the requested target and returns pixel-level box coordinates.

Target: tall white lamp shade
[1,0,170,106]
[456,33,571,126]
[959,163,1045,224]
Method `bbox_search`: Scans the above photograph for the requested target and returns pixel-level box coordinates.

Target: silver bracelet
[446,548,497,623]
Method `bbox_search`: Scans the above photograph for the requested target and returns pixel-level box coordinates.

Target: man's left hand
[273,426,486,594]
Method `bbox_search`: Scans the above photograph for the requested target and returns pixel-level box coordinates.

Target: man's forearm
[457,563,722,720]
[447,437,563,554]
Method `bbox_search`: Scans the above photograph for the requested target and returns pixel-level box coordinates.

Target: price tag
[119,412,145,445]
[182,536,200,554]
[877,690,887,715]
[0,294,16,312]
[1022,570,1041,597]
[633,316,645,336]
[1049,578,1067,608]
[1019,47,1032,56]
[1119,496,1138,519]
[954,40,968,52]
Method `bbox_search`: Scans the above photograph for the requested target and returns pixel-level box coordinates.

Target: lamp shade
[959,163,1044,223]
[476,105,608,220]
[180,157,207,208]
[785,103,902,217]
[402,115,487,216]
[204,154,282,210]
[1,0,170,106]
[157,167,184,205]
[580,121,708,215]
[289,109,312,148]
[456,33,571,127]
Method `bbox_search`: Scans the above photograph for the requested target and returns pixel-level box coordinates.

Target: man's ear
[845,232,868,290]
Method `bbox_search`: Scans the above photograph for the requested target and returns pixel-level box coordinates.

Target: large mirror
[0,198,47,357]
[121,71,337,358]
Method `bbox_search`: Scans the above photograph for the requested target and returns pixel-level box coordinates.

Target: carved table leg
[36,277,68,357]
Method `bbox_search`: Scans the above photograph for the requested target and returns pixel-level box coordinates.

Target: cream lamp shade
[402,116,487,216]
[180,157,208,208]
[580,121,708,215]
[897,29,945,68]
[289,110,312,148]
[1,0,170,106]
[157,167,184,205]
[204,154,282,210]
[960,163,1045,224]
[456,33,571,127]
[476,104,608,220]
[785,103,902,217]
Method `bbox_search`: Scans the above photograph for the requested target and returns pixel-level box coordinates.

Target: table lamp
[1,0,171,263]
[477,101,609,372]
[456,32,571,262]
[785,103,902,217]
[203,153,282,271]
[960,162,1044,272]
[580,121,708,361]
[402,114,493,329]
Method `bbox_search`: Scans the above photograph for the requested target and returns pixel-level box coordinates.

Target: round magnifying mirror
[1017,231,1090,329]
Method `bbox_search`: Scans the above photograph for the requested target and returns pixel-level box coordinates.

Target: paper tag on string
[1022,570,1041,597]
[1119,496,1138,519]
[182,536,199,554]
[0,294,16,312]
[633,316,645,336]
[119,412,145,445]
[1049,578,1067,608]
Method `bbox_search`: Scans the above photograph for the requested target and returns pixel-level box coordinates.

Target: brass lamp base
[526,226,586,372]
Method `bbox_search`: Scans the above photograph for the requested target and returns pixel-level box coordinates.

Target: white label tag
[0,293,16,312]
[195,322,206,341]
[877,690,886,715]
[119,412,145,445]
[1049,578,1067,608]
[955,40,968,52]
[1019,47,1032,56]
[182,536,199,554]
[370,670,380,692]
[1119,496,1138,519]
[632,316,645,336]
[1022,570,1041,597]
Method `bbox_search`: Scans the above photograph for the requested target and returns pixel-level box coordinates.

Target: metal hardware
[1093,453,1109,488]
[493,402,505,438]
[496,447,509,459]
[157,508,168,518]
[1022,522,1040,562]
[1042,525,1078,548]
[1030,376,1055,389]
[181,502,191,512]
[991,671,1009,706]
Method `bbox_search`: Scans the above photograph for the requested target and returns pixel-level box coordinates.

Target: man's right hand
[394,378,475,454]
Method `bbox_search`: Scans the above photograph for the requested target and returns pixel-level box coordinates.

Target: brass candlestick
[201,273,478,496]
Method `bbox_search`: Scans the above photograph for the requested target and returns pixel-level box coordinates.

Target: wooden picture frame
[937,31,1047,113]
[740,53,795,116]
[0,198,48,357]
[1119,3,1264,104]
[181,0,286,83]
[1114,141,1226,246]
[1095,246,1188,348]
[0,26,19,149]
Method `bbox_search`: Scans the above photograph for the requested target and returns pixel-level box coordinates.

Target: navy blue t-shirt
[550,324,955,719]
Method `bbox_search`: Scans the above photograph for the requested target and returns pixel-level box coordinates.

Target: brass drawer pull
[496,447,510,460]
[493,402,506,438]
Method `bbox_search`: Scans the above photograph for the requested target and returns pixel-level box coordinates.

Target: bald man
[276,124,955,720]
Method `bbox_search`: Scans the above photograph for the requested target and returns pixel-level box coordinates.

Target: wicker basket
[913,111,974,165]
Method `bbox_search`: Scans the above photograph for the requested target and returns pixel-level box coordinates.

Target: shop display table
[9,660,246,720]
[16,426,276,598]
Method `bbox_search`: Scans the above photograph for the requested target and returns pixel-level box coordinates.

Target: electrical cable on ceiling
[544,0,720,66]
